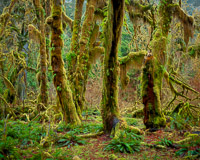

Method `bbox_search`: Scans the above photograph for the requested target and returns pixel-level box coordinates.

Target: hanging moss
[188,34,200,58]
[172,5,194,45]
[126,0,154,27]
[119,51,147,89]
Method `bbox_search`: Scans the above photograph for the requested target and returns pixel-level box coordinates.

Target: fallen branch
[77,131,104,138]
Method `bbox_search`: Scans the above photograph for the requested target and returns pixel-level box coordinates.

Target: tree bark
[101,0,125,134]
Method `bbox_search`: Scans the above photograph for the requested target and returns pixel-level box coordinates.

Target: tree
[101,0,125,134]
[118,0,195,129]
[47,0,80,125]
[28,0,48,107]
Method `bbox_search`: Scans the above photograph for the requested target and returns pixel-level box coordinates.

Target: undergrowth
[104,130,143,154]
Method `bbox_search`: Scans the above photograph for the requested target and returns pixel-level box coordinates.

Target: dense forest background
[0,0,200,159]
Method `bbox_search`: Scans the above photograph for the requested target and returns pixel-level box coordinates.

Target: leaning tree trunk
[47,0,80,125]
[101,0,125,134]
[141,0,173,129]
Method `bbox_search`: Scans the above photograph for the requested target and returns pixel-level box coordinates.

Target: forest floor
[0,108,199,160]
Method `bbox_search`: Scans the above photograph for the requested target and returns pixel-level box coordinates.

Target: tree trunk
[68,0,84,81]
[142,0,173,129]
[101,0,125,134]
[33,0,48,107]
[74,0,97,118]
[49,0,81,125]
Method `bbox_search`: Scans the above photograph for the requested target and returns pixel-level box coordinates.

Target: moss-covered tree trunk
[74,0,97,118]
[141,0,173,129]
[101,0,125,134]
[68,0,84,81]
[33,0,48,107]
[48,0,80,125]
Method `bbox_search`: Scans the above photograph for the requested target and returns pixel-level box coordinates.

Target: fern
[104,131,142,153]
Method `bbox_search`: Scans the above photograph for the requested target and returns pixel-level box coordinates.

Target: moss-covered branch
[28,24,41,43]
[62,12,73,30]
[0,75,16,95]
[126,0,155,27]
[119,50,146,89]
[0,0,18,39]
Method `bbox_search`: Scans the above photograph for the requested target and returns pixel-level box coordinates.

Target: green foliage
[56,133,86,148]
[176,136,200,158]
[0,80,4,94]
[66,51,76,65]
[57,121,103,134]
[57,86,62,91]
[82,108,101,116]
[0,137,21,159]
[126,118,139,126]
[104,131,142,153]
[170,114,192,130]
[0,120,54,148]
[157,137,173,147]
[27,71,37,90]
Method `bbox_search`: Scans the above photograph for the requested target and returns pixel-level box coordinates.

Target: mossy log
[101,0,125,134]
[48,0,80,125]
[140,142,166,149]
